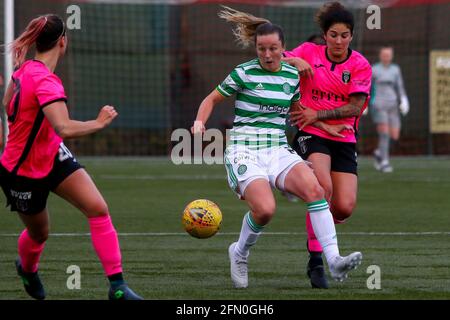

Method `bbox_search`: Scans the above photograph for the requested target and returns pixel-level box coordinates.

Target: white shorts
[224,144,304,199]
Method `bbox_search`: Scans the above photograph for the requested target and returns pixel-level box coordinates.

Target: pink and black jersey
[1,60,67,179]
[284,42,371,143]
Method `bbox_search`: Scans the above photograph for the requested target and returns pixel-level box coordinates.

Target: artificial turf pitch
[0,157,449,300]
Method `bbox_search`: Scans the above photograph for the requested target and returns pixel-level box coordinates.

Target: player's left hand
[191,120,205,134]
[399,96,409,116]
[322,123,354,138]
[97,105,118,128]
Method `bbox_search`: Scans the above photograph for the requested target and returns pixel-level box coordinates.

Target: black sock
[309,251,324,265]
[108,273,124,288]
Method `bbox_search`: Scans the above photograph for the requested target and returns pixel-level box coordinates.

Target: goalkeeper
[370,46,409,173]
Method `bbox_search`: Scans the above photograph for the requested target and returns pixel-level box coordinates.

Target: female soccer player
[0,15,142,300]
[283,2,372,288]
[370,46,409,173]
[191,6,362,289]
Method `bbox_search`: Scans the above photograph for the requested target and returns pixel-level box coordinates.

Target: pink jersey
[284,42,371,143]
[1,60,67,178]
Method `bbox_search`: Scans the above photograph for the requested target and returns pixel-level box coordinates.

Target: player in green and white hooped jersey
[191,6,362,288]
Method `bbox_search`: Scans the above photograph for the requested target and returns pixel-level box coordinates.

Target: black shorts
[0,143,83,215]
[291,131,358,175]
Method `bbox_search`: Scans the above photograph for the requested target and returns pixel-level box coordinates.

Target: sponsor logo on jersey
[259,104,289,114]
[311,89,348,103]
[255,83,265,90]
[353,79,370,86]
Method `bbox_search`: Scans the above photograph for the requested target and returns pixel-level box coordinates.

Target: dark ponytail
[11,14,65,67]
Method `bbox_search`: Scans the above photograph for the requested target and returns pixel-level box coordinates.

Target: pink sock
[306,212,323,253]
[18,229,45,273]
[88,215,123,276]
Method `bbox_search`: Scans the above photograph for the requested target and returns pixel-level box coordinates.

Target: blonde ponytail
[218,6,270,48]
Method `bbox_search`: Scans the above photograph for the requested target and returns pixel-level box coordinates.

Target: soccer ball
[182,199,222,239]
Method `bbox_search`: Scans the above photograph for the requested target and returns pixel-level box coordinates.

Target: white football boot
[228,242,248,288]
[329,252,363,282]
[379,160,393,173]
[373,149,382,170]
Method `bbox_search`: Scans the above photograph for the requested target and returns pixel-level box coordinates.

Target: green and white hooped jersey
[216,59,300,150]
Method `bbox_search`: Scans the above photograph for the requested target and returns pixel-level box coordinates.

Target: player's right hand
[191,120,205,134]
[97,105,118,127]
[281,57,314,78]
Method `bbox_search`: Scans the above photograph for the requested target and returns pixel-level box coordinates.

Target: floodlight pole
[2,0,14,148]
[4,0,13,83]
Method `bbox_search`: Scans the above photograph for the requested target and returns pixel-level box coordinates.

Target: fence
[2,0,450,155]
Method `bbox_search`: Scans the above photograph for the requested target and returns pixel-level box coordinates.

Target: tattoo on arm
[317,94,367,120]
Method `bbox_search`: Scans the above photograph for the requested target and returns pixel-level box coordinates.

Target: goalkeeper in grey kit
[370,46,409,173]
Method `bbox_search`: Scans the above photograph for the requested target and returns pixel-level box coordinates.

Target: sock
[305,212,323,253]
[235,212,263,258]
[18,229,45,273]
[108,273,125,289]
[88,215,123,276]
[378,132,390,163]
[307,200,340,266]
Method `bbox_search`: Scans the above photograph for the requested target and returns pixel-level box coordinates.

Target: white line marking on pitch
[0,232,449,237]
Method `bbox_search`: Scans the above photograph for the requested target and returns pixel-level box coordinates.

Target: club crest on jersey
[342,70,351,84]
[282,82,291,95]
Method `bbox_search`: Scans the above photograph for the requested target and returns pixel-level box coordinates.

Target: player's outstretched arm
[191,89,226,134]
[43,101,118,139]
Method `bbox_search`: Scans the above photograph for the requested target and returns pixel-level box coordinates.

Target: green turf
[0,157,449,300]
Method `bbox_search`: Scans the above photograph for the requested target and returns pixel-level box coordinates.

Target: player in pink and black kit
[0,15,142,300]
[283,2,371,288]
